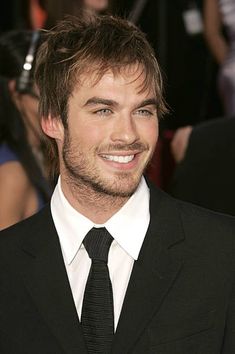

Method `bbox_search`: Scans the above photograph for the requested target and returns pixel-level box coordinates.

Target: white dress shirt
[51,176,150,330]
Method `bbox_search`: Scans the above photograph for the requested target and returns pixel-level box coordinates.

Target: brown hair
[35,14,168,178]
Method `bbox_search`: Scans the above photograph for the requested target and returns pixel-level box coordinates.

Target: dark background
[0,0,223,130]
[115,0,222,129]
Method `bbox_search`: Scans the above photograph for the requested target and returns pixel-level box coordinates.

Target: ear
[41,115,64,141]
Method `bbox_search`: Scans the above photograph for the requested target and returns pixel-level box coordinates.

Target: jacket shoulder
[0,204,51,246]
[150,183,235,245]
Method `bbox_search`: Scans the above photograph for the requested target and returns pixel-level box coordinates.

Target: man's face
[60,66,159,197]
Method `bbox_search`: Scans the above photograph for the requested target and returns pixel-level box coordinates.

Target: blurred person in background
[168,0,235,212]
[22,0,110,29]
[204,0,235,116]
[169,117,235,216]
[0,30,51,230]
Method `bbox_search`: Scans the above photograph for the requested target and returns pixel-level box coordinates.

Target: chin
[94,174,141,198]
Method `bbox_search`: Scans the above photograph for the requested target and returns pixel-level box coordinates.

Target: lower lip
[100,154,141,171]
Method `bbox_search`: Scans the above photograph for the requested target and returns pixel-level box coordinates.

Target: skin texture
[42,66,159,223]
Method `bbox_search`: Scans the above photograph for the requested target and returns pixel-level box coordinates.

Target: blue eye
[136,109,153,116]
[95,108,112,115]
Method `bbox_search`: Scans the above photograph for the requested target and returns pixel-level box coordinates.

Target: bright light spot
[23,63,32,71]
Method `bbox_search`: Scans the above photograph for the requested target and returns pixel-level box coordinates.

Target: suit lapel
[112,187,185,354]
[18,187,185,354]
[19,205,87,354]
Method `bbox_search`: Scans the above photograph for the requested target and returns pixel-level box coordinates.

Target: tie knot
[83,227,113,262]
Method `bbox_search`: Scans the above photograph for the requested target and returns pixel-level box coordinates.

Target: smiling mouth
[101,154,135,164]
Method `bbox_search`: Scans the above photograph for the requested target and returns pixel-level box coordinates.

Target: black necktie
[81,227,114,354]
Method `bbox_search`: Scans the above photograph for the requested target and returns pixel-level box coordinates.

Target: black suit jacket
[1,185,235,353]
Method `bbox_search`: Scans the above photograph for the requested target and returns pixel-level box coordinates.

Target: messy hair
[35,14,168,177]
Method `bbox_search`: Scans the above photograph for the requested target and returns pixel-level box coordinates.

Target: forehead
[73,64,155,97]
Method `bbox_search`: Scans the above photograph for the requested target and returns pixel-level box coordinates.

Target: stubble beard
[62,133,152,202]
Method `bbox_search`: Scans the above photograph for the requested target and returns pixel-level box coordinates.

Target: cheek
[140,120,159,147]
[69,125,104,150]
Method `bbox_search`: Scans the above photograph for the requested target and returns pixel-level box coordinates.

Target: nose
[110,114,139,144]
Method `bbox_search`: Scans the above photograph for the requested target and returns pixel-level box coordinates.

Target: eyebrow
[135,98,158,109]
[83,97,118,108]
[83,96,158,109]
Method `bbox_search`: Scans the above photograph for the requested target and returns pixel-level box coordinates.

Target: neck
[60,175,129,224]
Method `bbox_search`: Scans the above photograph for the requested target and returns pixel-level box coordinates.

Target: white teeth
[102,155,134,163]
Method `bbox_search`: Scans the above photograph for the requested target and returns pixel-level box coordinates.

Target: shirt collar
[51,176,150,264]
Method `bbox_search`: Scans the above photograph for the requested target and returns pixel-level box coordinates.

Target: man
[0,15,235,354]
